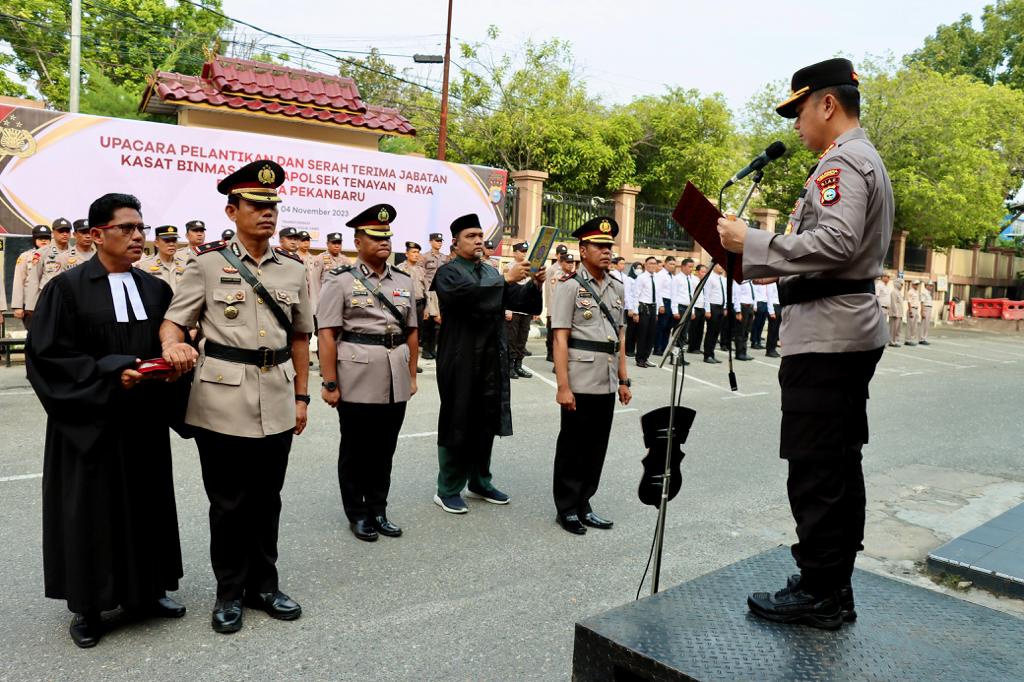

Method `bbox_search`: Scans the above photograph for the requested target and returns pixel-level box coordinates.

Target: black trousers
[636,303,657,362]
[766,304,782,353]
[654,297,673,354]
[702,304,724,358]
[674,304,691,348]
[505,313,531,363]
[553,393,616,515]
[779,348,883,595]
[196,428,292,600]
[415,299,426,346]
[545,316,553,360]
[625,314,638,356]
[733,303,754,355]
[421,315,438,356]
[337,401,407,522]
[687,307,705,353]
[751,301,769,345]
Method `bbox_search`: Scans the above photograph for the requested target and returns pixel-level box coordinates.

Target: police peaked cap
[73,219,89,232]
[776,58,859,118]
[405,241,422,251]
[326,232,343,243]
[512,241,529,252]
[572,216,618,244]
[155,225,179,240]
[217,159,285,203]
[279,227,299,239]
[52,218,72,230]
[221,229,235,240]
[346,203,396,238]
[32,224,52,238]
[186,219,206,231]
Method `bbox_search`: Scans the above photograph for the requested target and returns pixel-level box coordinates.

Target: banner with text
[0,105,507,248]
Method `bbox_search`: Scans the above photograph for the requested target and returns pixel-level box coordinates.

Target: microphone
[722,141,786,189]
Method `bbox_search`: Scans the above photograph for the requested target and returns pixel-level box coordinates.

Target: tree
[0,0,229,111]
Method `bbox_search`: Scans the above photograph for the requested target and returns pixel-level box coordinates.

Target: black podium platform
[573,546,1024,681]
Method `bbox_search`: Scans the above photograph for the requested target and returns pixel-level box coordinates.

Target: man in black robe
[431,213,544,514]
[26,193,196,648]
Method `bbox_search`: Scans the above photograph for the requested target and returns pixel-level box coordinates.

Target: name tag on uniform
[220,276,241,284]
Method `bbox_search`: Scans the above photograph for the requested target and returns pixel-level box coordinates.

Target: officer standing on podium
[717,58,893,630]
[160,159,313,635]
[550,217,632,535]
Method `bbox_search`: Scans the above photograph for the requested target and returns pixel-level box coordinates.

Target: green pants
[437,433,495,497]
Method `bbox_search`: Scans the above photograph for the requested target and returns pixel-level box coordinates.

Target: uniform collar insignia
[230,242,241,258]
[359,263,371,277]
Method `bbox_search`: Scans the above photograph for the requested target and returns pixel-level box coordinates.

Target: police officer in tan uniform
[904,280,921,346]
[55,219,97,273]
[875,273,892,323]
[10,225,51,323]
[24,218,73,315]
[717,58,893,629]
[309,232,351,303]
[551,217,631,535]
[919,282,934,344]
[185,219,207,248]
[136,225,187,291]
[160,159,313,635]
[504,241,534,379]
[317,204,418,542]
[420,232,447,359]
[889,279,904,347]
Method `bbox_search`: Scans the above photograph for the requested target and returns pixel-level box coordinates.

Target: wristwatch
[295,394,311,404]
[618,378,631,388]
[321,380,338,391]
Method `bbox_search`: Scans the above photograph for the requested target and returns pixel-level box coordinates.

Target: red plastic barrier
[1002,300,1024,321]
[972,298,1007,318]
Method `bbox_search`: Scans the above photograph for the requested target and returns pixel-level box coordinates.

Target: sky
[221,0,992,112]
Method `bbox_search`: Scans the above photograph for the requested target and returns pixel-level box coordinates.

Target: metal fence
[540,191,612,241]
[634,203,693,251]
[905,243,928,272]
[884,239,895,269]
[502,183,519,238]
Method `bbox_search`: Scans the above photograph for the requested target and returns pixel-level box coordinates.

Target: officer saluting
[717,58,893,629]
[551,217,632,535]
[160,159,314,634]
[316,205,419,542]
[135,225,187,291]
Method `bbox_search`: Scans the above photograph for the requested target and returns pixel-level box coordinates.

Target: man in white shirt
[686,263,708,355]
[750,282,770,349]
[765,281,782,358]
[731,279,756,361]
[701,263,728,363]
[670,257,696,364]
[633,256,659,367]
[654,256,676,355]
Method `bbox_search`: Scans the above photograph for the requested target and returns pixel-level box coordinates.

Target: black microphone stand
[645,170,763,595]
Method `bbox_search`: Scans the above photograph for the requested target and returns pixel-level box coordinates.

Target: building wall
[178,108,381,150]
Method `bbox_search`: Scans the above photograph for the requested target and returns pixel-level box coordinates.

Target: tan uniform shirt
[906,287,921,314]
[421,249,448,289]
[551,267,625,395]
[56,245,96,273]
[890,286,904,319]
[10,250,35,310]
[163,237,315,438]
[920,288,933,311]
[316,259,418,404]
[744,127,894,354]
[876,280,892,314]
[135,251,187,292]
[396,261,427,301]
[24,243,70,311]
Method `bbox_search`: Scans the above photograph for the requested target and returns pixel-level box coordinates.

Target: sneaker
[747,578,843,630]
[786,574,856,622]
[465,487,510,505]
[433,494,468,514]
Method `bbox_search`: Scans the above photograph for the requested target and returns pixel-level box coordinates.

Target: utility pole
[437,0,453,161]
[69,0,81,113]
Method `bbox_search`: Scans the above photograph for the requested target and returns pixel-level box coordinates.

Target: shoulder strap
[573,273,618,332]
[348,265,407,330]
[217,247,292,335]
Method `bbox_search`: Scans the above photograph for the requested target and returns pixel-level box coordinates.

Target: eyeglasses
[94,223,150,236]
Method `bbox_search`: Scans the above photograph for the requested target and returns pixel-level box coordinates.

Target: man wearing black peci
[717,58,893,630]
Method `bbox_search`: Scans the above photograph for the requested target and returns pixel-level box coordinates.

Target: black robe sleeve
[503,280,543,316]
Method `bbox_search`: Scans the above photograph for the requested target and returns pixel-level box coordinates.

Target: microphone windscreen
[766,140,787,160]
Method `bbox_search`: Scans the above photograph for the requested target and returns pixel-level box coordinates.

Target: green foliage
[80,63,169,121]
[0,52,29,98]
[0,0,230,110]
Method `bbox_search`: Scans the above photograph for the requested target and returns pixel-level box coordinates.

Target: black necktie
[651,273,656,303]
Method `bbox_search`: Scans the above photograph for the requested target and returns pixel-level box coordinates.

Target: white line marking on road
[0,473,42,483]
[969,340,1024,357]
[919,346,1015,364]
[615,408,638,414]
[886,350,973,369]
[658,365,766,398]
[900,371,926,376]
[0,390,35,396]
[528,372,558,389]
[397,431,437,440]
[752,359,780,369]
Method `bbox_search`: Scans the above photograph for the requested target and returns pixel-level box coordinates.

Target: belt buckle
[386,332,401,349]
[259,347,274,371]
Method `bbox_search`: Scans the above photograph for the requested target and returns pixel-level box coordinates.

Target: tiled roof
[141,55,415,136]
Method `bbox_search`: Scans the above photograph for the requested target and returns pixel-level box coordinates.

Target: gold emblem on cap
[224,305,239,319]
[599,219,611,233]
[377,207,390,222]
[168,227,177,233]
[258,164,276,185]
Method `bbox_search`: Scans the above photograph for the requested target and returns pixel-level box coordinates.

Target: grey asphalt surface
[0,327,1021,681]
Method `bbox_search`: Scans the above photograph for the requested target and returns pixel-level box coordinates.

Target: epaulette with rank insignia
[274,246,303,263]
[330,264,352,276]
[559,273,575,282]
[194,240,227,256]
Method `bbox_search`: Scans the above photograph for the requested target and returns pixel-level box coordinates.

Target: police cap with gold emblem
[326,232,343,243]
[155,225,179,241]
[279,227,299,239]
[221,228,235,241]
[562,252,575,263]
[299,230,311,242]
[73,219,89,232]
[186,219,206,232]
[449,213,481,237]
[572,216,618,244]
[429,232,444,242]
[405,241,422,251]
[32,224,52,238]
[217,159,285,203]
[776,58,859,119]
[512,241,529,253]
[52,218,72,232]
[346,203,396,238]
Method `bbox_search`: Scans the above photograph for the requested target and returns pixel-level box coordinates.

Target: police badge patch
[815,168,841,207]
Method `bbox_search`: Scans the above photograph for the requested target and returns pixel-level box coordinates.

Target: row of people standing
[876,273,935,346]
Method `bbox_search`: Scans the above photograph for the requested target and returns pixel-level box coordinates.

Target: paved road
[1,328,1021,681]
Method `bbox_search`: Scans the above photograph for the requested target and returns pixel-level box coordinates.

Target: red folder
[671,181,743,282]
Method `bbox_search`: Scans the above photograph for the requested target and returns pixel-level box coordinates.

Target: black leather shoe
[580,511,614,529]
[747,579,843,630]
[211,599,243,634]
[735,354,753,361]
[416,366,423,373]
[635,360,650,368]
[919,340,930,346]
[244,591,302,621]
[704,356,718,364]
[350,518,379,542]
[766,350,781,358]
[150,595,186,618]
[557,513,587,535]
[421,351,435,360]
[515,365,533,378]
[786,574,856,622]
[509,369,519,379]
[372,515,403,537]
[69,614,102,648]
